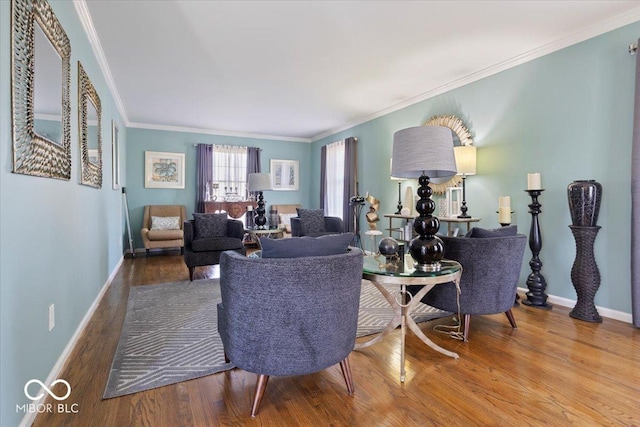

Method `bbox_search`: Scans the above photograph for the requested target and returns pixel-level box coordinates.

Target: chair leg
[339,356,355,395]
[505,309,518,329]
[251,374,269,417]
[188,267,195,281]
[462,314,471,342]
[224,351,230,364]
[146,249,150,257]
[180,247,184,255]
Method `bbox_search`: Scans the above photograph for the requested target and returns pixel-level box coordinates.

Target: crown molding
[311,9,640,142]
[127,122,312,143]
[73,0,129,126]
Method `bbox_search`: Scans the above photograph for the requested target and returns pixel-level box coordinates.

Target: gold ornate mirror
[12,0,71,179]
[78,62,102,188]
[425,115,474,194]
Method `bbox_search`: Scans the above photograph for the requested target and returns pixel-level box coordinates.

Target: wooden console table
[204,201,256,219]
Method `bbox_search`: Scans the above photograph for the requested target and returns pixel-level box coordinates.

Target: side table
[358,256,461,382]
[246,228,285,249]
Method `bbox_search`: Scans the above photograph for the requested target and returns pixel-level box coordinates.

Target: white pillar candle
[499,196,511,208]
[499,207,511,224]
[527,173,541,190]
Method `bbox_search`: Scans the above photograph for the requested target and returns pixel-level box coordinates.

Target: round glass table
[359,254,462,382]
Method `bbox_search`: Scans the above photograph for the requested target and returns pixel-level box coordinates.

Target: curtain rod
[630,43,637,55]
[192,144,261,150]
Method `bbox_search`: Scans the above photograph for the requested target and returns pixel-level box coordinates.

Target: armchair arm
[290,217,302,237]
[226,219,245,239]
[324,216,344,233]
[183,220,194,248]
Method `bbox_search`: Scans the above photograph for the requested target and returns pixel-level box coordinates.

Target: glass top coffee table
[358,254,462,382]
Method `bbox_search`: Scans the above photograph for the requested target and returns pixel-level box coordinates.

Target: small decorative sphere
[379,237,400,256]
[400,207,411,216]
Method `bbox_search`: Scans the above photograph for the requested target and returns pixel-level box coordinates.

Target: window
[325,140,345,218]
[212,145,248,199]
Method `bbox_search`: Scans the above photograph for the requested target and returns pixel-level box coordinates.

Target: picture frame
[270,159,299,191]
[144,151,185,189]
[112,120,120,190]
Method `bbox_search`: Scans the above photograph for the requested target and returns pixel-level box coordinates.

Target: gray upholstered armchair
[290,208,344,237]
[413,232,527,341]
[183,214,246,281]
[218,245,363,416]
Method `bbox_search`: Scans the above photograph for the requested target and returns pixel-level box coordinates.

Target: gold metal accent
[78,62,103,188]
[11,0,71,180]
[425,115,474,194]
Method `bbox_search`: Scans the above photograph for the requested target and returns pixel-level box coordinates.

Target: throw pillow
[296,208,326,234]
[150,216,180,231]
[193,213,227,238]
[260,232,354,258]
[466,225,517,238]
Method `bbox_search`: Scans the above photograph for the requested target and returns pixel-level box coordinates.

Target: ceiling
[80,1,640,142]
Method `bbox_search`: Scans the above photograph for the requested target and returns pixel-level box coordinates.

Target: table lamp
[453,145,477,218]
[248,173,272,229]
[391,126,456,272]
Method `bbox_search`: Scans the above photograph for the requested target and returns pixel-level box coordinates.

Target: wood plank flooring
[33,253,640,426]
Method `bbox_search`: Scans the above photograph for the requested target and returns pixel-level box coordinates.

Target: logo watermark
[16,379,79,414]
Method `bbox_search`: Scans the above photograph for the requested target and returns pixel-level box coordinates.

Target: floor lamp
[454,146,477,218]
[391,126,456,272]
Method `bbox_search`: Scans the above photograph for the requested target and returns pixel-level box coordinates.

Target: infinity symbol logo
[24,379,71,401]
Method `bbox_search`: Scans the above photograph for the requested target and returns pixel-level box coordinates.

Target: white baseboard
[517,287,633,324]
[19,256,124,427]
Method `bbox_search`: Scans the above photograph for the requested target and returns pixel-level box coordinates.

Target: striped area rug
[103,279,449,398]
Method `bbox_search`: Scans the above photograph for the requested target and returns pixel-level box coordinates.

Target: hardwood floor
[34,253,640,426]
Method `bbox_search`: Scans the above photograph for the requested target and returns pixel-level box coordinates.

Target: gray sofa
[218,247,363,416]
[412,233,527,341]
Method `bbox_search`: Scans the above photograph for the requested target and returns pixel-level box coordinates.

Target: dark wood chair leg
[189,267,195,281]
[462,314,471,342]
[146,249,150,257]
[180,247,184,255]
[339,357,355,395]
[505,309,518,329]
[251,374,269,417]
[224,351,230,364]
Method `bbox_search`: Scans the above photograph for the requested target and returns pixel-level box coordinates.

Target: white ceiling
[80,1,640,142]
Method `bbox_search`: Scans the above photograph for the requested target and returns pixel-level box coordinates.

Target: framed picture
[111,120,120,190]
[270,159,299,191]
[144,151,185,189]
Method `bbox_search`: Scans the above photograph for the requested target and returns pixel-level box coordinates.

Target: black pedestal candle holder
[523,189,552,309]
[395,181,403,214]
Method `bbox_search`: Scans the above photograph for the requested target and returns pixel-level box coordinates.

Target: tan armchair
[140,205,187,256]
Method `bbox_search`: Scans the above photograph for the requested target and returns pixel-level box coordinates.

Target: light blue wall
[313,21,640,315]
[126,128,311,249]
[0,2,126,426]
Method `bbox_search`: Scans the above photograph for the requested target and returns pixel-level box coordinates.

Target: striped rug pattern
[103,279,448,398]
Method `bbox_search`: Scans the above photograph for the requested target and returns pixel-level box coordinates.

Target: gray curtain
[632,39,640,327]
[196,144,213,213]
[246,147,261,199]
[320,145,327,210]
[343,137,358,233]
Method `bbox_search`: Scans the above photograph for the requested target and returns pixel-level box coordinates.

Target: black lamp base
[254,191,267,229]
[409,174,444,272]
